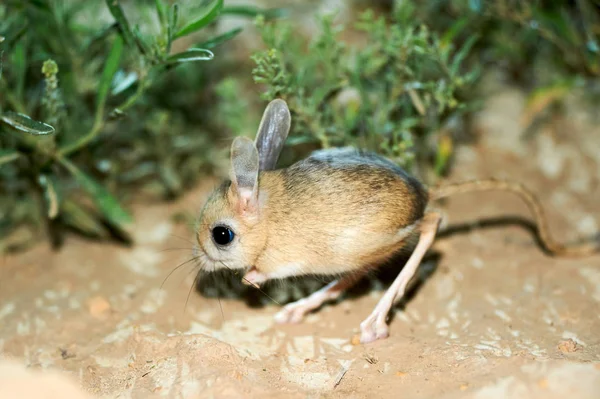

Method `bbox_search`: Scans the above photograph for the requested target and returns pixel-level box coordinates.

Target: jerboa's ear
[229,137,259,213]
[254,99,291,171]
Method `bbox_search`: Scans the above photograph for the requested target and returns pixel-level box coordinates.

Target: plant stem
[57,115,103,157]
[116,78,146,112]
[57,78,147,157]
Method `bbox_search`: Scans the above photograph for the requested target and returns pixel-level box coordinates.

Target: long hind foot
[274,280,342,324]
[359,212,441,344]
[359,304,391,343]
[274,273,365,324]
[274,298,322,324]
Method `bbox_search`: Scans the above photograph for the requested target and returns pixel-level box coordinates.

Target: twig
[332,361,351,389]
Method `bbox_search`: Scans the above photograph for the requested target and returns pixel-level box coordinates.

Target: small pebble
[557,338,579,353]
[88,296,111,319]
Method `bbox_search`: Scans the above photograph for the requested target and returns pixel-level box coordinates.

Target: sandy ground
[1,75,600,398]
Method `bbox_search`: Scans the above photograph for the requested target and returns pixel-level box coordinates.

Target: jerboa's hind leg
[272,270,367,324]
[360,212,441,343]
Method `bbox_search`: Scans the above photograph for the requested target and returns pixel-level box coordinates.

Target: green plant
[478,0,600,126]
[243,4,479,177]
[387,0,599,78]
[0,0,281,252]
[404,0,600,126]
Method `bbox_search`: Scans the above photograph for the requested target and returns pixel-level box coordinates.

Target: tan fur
[254,163,424,278]
[195,148,428,279]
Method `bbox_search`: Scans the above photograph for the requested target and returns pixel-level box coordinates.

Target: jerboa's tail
[429,179,599,257]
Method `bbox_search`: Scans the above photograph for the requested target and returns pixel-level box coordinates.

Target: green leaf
[451,34,478,76]
[165,48,214,64]
[174,0,223,39]
[533,9,578,44]
[61,200,110,238]
[155,0,168,28]
[167,3,179,53]
[105,0,136,47]
[197,27,242,49]
[441,17,469,48]
[97,34,124,114]
[220,5,287,19]
[38,174,60,219]
[0,149,20,166]
[13,43,26,100]
[169,3,179,31]
[111,70,138,95]
[1,111,55,135]
[434,134,453,176]
[58,157,133,230]
[132,25,151,56]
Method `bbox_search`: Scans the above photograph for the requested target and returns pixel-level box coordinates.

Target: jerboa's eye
[212,225,235,246]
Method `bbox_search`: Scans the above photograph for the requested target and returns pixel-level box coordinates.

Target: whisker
[157,253,195,269]
[217,296,225,322]
[241,276,282,306]
[170,234,195,245]
[216,259,281,307]
[208,264,227,322]
[185,269,202,312]
[161,256,201,289]
[157,247,194,253]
